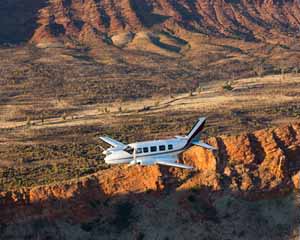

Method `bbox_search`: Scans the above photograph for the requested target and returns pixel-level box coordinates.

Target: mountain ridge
[1,0,300,47]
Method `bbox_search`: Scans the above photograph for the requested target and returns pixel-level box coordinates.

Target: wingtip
[99,135,109,140]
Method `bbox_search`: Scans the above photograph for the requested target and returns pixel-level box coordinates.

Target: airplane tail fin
[186,117,206,143]
[186,117,217,151]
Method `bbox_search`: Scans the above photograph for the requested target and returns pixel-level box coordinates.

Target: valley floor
[0,73,300,190]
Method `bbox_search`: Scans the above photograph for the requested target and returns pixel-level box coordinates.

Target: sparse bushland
[0,44,300,190]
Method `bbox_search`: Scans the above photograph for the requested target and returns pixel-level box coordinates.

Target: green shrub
[222,81,233,91]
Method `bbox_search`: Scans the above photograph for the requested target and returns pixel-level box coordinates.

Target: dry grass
[1,71,300,190]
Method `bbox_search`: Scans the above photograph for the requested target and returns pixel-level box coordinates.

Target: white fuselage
[104,137,188,165]
[100,117,215,169]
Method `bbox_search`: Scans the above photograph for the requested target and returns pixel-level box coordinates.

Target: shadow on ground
[0,181,299,240]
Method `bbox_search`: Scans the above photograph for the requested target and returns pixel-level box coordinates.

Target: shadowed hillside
[0,0,47,43]
[1,0,300,46]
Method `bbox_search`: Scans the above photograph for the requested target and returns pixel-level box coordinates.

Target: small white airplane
[100,117,217,169]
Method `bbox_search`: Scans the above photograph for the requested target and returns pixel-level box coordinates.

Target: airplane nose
[104,155,112,164]
[104,158,113,165]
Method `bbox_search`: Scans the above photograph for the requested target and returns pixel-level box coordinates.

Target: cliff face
[181,124,300,195]
[1,0,300,46]
[0,123,299,224]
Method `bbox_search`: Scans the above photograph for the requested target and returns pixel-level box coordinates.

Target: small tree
[279,63,288,80]
[189,89,194,96]
[168,85,173,99]
[222,81,234,91]
[40,112,45,124]
[26,116,31,127]
[62,112,67,121]
[293,66,299,75]
[281,67,285,79]
[53,163,59,174]
[197,86,203,95]
[254,64,264,78]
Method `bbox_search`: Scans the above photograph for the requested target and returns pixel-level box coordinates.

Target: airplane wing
[99,136,126,148]
[192,140,217,151]
[156,161,194,170]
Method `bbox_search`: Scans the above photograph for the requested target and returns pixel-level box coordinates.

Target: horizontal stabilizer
[156,161,194,170]
[192,140,217,151]
[99,136,125,148]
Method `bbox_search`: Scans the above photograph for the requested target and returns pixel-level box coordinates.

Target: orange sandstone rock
[1,124,300,223]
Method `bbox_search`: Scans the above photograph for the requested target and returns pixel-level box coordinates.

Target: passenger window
[150,146,157,152]
[143,147,149,153]
[159,145,166,151]
[124,146,134,154]
[136,148,143,154]
[168,144,173,150]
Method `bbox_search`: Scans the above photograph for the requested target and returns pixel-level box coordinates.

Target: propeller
[99,145,107,155]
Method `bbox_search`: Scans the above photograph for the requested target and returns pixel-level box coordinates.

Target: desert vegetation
[0,0,299,184]
[0,0,300,239]
[0,61,300,190]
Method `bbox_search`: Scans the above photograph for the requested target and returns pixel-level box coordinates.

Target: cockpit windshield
[124,146,134,154]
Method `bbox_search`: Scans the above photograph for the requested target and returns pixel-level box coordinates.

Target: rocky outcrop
[0,165,163,222]
[0,123,300,224]
[1,0,300,46]
[181,124,300,194]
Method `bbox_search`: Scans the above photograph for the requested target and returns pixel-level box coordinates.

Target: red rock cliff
[0,123,299,223]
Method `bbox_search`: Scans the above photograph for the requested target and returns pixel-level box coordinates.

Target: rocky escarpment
[0,123,299,224]
[1,0,300,46]
[181,123,300,195]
